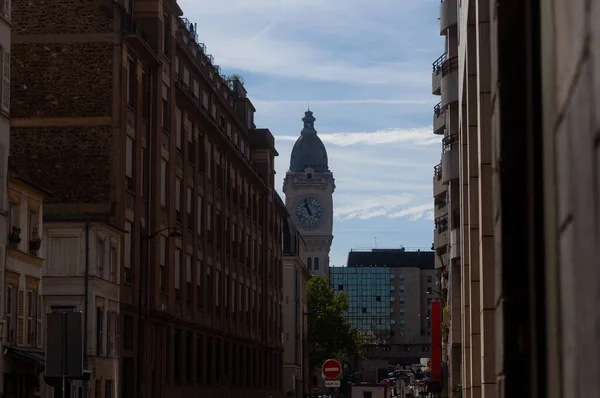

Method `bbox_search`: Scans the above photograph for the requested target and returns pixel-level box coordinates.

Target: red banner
[431,300,442,381]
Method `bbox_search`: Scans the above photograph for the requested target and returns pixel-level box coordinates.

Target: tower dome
[289,110,329,173]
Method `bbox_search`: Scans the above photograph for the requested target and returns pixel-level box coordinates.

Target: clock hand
[304,203,312,216]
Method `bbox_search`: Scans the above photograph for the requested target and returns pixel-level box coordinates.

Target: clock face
[295,197,324,227]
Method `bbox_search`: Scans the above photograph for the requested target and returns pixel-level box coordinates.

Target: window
[187,186,193,230]
[175,248,182,300]
[197,196,204,235]
[127,58,136,107]
[399,285,405,292]
[163,13,171,56]
[307,258,312,270]
[175,108,182,149]
[5,285,15,344]
[96,307,104,355]
[400,308,405,314]
[390,319,396,325]
[126,137,135,191]
[124,222,133,283]
[206,204,212,243]
[27,290,36,347]
[9,200,18,232]
[104,380,114,398]
[196,260,202,307]
[162,83,170,130]
[141,70,150,119]
[338,285,344,291]
[174,56,180,75]
[98,238,106,279]
[193,81,200,99]
[399,274,405,281]
[186,254,193,304]
[399,296,405,303]
[160,159,168,207]
[427,298,432,304]
[183,66,189,86]
[427,275,433,283]
[314,257,319,271]
[175,177,182,222]
[399,318,405,325]
[29,209,39,255]
[160,236,168,293]
[174,329,181,382]
[106,310,113,357]
[109,245,118,283]
[375,296,381,302]
[215,270,220,307]
[389,274,394,279]
[187,118,195,163]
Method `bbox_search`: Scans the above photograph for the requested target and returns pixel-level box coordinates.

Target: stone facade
[9,1,286,398]
[282,218,310,398]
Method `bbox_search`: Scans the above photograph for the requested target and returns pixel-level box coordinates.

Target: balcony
[433,163,447,197]
[434,196,448,220]
[441,56,459,106]
[441,134,459,183]
[432,53,445,95]
[433,103,446,135]
[434,214,448,252]
[440,0,458,34]
[122,11,160,64]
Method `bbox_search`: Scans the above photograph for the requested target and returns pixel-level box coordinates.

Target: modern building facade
[283,110,334,278]
[432,1,600,398]
[9,1,285,397]
[330,249,438,383]
[431,0,462,395]
[282,217,310,398]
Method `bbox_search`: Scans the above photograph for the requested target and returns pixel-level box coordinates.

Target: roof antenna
[374,237,377,249]
[308,102,310,111]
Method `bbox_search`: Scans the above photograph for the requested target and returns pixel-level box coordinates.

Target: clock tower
[283,109,335,278]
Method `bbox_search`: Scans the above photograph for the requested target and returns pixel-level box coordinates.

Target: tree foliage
[307,276,361,372]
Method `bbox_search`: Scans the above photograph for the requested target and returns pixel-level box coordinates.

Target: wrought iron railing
[434,102,443,117]
[435,214,449,232]
[434,163,442,179]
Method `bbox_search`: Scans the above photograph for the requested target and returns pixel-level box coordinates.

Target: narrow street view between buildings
[0,0,596,398]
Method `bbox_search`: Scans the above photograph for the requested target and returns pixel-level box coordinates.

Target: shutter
[5,285,11,342]
[16,289,24,346]
[115,313,120,358]
[37,294,42,348]
[2,49,9,114]
[0,144,4,210]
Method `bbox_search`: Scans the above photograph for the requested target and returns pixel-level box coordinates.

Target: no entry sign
[321,359,342,380]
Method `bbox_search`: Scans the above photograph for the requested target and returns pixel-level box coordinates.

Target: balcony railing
[433,53,446,74]
[434,163,442,179]
[442,56,459,77]
[442,133,458,152]
[435,215,449,232]
[434,102,443,117]
[122,11,157,56]
[180,18,198,43]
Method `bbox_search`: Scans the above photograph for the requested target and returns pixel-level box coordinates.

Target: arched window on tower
[307,258,312,270]
[314,257,319,271]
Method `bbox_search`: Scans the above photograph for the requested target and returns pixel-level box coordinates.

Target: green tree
[307,276,361,372]
[227,73,245,88]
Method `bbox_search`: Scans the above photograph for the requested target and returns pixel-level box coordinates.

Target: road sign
[325,380,341,388]
[321,359,343,380]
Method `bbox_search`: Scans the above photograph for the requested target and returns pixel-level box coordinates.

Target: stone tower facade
[283,110,334,278]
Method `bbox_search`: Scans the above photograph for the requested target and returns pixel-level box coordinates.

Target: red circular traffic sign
[322,359,342,380]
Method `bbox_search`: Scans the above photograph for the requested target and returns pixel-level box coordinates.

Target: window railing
[434,102,443,117]
[433,53,446,74]
[435,215,449,232]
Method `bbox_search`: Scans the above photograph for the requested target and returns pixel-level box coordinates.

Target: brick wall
[10,0,117,207]
[9,126,113,203]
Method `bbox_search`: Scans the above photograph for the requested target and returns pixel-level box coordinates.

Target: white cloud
[177,0,436,86]
[277,127,440,147]
[388,204,434,220]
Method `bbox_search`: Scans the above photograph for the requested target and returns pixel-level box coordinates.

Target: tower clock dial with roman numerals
[295,197,324,227]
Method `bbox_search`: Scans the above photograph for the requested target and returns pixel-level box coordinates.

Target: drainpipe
[83,221,90,396]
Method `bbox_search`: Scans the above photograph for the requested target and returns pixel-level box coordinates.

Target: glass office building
[330,266,392,345]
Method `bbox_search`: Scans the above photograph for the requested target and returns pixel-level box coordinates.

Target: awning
[4,346,45,366]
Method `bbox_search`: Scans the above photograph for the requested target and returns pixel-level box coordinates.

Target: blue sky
[180,0,443,267]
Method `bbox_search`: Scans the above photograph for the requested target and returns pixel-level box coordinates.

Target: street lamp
[427,287,442,295]
[136,226,182,397]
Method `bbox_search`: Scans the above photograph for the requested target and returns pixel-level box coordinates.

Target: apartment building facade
[9,1,285,398]
[282,217,310,398]
[433,1,600,398]
[3,176,47,397]
[330,249,438,383]
[431,0,462,396]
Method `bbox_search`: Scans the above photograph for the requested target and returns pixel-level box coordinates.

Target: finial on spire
[301,108,316,132]
[308,102,310,111]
